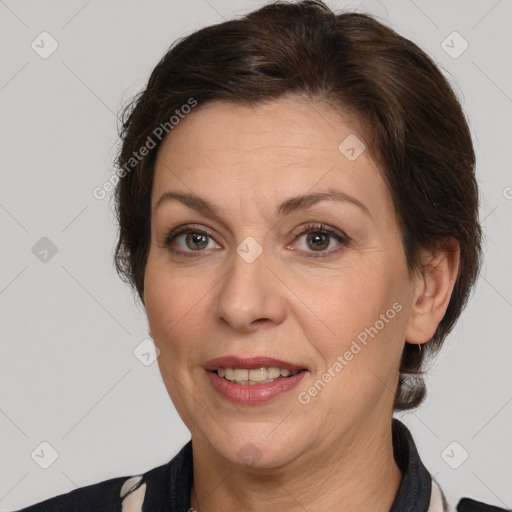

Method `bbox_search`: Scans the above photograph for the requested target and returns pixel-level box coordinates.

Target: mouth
[213,366,304,385]
[204,356,308,404]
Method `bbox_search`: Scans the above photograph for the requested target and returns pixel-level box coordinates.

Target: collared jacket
[14,419,508,512]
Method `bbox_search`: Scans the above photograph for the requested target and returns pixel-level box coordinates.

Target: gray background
[0,0,510,509]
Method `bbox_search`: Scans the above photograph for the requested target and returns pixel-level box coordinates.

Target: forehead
[152,97,389,216]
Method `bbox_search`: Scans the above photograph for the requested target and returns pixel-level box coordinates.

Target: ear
[405,238,460,344]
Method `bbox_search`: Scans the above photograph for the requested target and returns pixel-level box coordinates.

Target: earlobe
[405,239,460,344]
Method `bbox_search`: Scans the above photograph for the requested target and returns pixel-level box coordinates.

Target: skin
[143,95,460,511]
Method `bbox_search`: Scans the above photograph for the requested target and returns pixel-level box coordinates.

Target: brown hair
[113,0,482,411]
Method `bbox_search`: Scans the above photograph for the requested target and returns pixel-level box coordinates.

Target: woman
[15,1,506,511]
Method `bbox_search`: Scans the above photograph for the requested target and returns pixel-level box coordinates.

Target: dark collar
[147,418,432,511]
[389,418,432,511]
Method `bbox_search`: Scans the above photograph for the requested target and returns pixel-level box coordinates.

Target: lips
[204,356,307,373]
[204,356,308,405]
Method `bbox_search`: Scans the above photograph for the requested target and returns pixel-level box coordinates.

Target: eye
[161,222,349,259]
[290,223,349,258]
[162,224,221,256]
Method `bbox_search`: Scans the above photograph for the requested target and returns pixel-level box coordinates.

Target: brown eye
[305,232,330,251]
[163,225,221,257]
[292,223,349,259]
[185,232,209,250]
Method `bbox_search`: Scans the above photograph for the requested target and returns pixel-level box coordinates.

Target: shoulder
[12,462,171,512]
[12,474,129,511]
[13,441,192,512]
[456,497,510,512]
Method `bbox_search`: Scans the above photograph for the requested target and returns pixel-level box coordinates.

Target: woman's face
[144,96,416,469]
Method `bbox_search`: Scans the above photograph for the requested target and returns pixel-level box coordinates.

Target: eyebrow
[155,188,371,218]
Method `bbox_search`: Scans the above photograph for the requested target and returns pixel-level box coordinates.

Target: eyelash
[161,223,349,259]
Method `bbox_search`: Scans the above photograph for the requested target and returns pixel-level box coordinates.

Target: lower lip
[206,370,307,405]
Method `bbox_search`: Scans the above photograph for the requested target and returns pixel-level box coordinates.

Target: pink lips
[204,356,308,405]
[204,356,306,372]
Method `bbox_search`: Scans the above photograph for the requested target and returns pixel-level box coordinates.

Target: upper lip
[204,356,307,372]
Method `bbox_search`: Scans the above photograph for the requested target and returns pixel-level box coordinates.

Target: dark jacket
[14,419,508,511]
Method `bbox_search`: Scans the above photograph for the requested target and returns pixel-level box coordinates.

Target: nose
[214,245,287,332]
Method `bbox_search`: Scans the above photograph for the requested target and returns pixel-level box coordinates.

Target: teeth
[215,366,299,383]
[233,369,249,381]
[267,367,281,379]
[248,368,267,382]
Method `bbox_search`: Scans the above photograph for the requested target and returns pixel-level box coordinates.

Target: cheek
[144,260,205,354]
[144,261,209,419]
[295,258,408,373]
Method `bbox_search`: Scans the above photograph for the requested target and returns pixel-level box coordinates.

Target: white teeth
[233,369,249,381]
[267,367,281,379]
[215,366,299,383]
[248,368,267,382]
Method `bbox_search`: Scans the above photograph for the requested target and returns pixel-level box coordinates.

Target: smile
[205,356,308,404]
[216,367,300,384]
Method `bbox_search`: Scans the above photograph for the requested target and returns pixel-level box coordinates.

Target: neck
[190,416,403,512]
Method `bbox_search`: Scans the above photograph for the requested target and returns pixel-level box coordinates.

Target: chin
[201,421,309,470]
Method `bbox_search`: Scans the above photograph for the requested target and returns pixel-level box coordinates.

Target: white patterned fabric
[120,476,146,512]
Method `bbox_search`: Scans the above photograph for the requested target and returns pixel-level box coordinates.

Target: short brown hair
[113,0,482,411]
